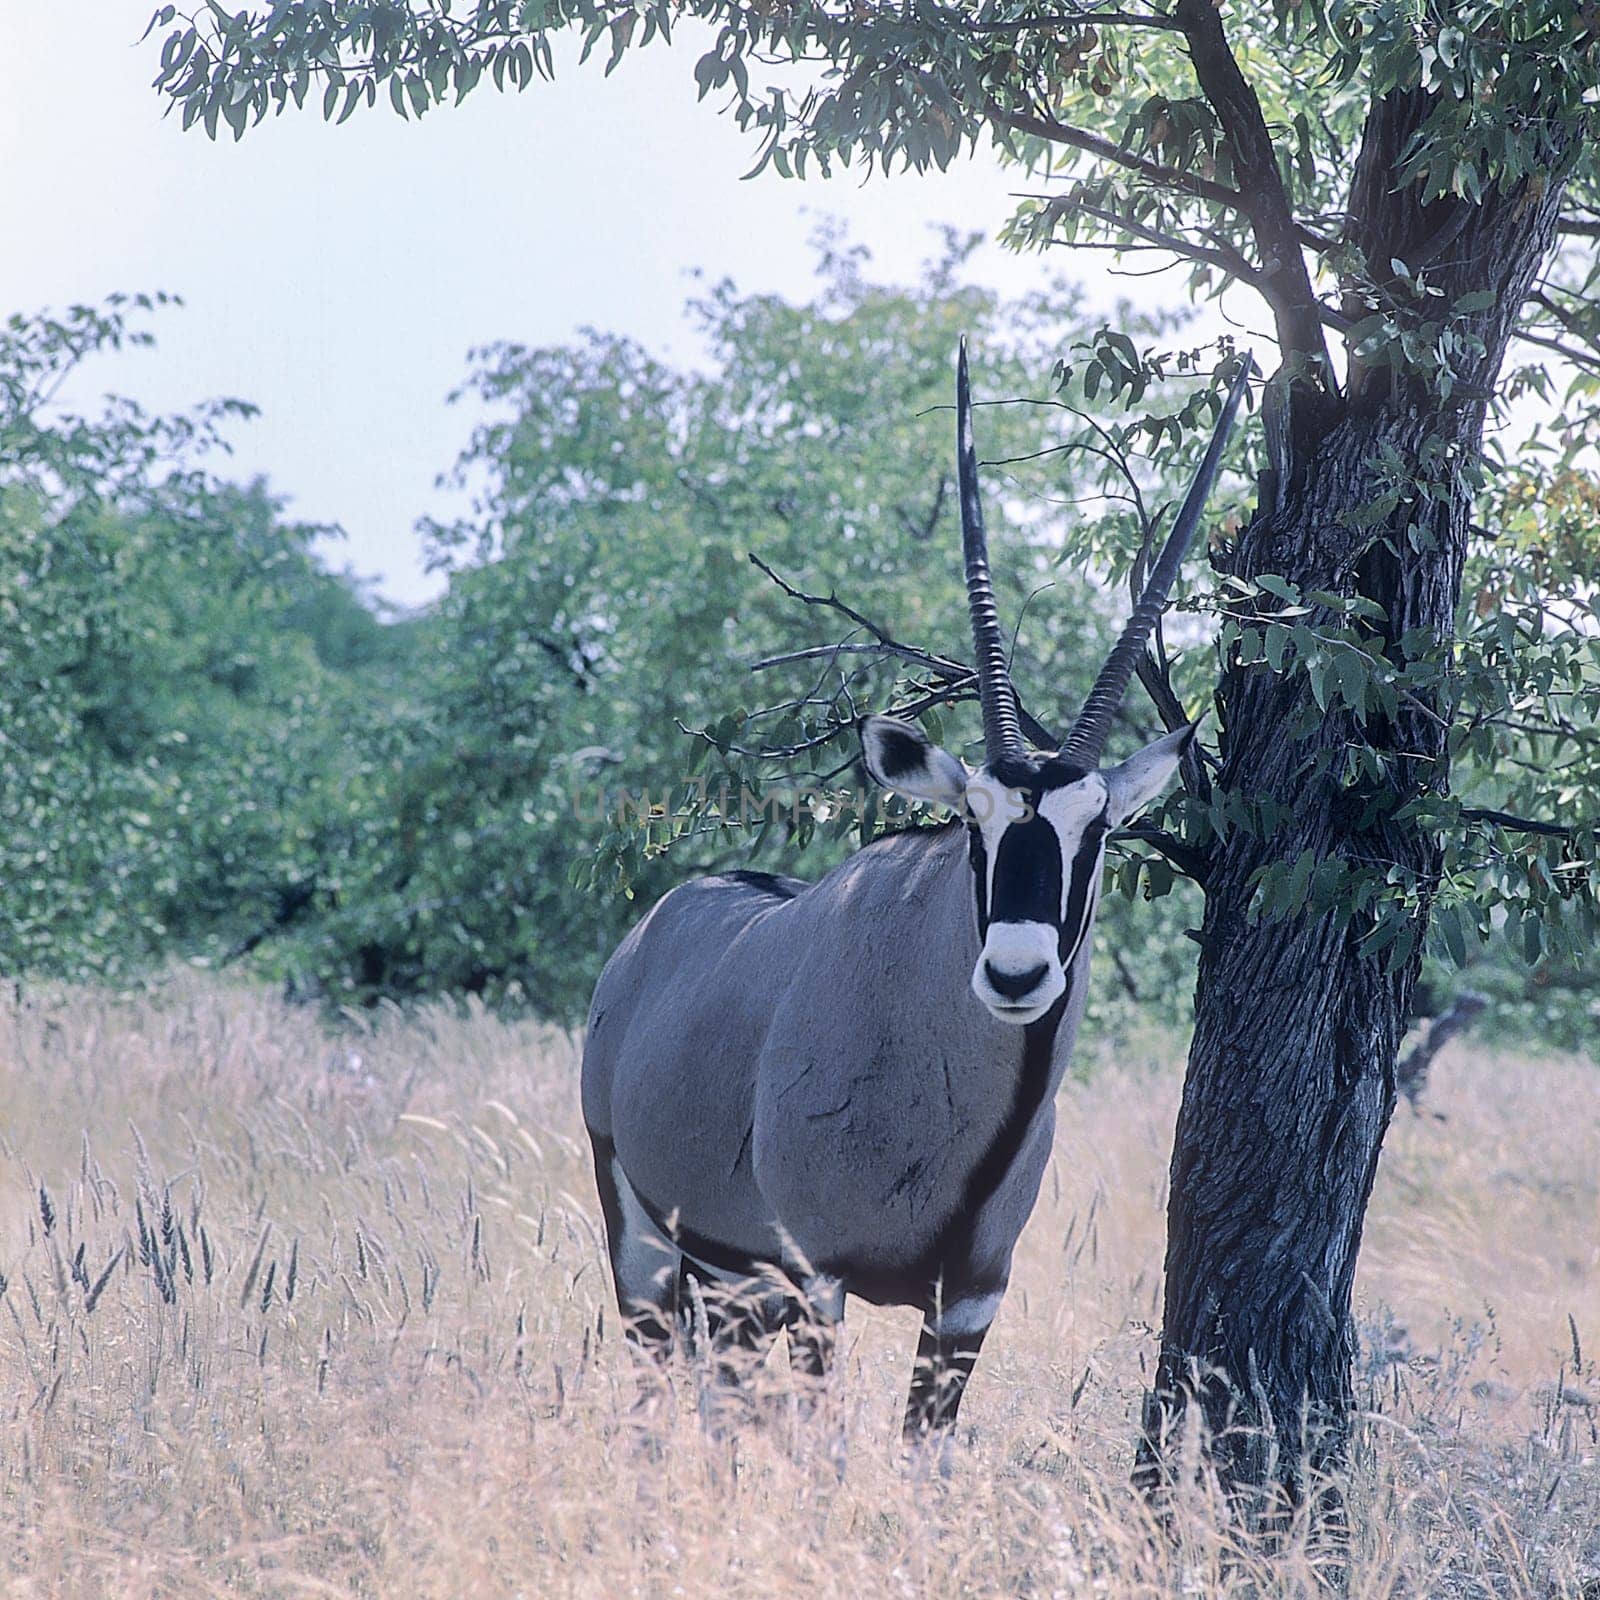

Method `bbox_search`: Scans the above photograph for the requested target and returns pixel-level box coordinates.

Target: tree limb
[946,6,1186,33]
[1460,806,1576,838]
[1069,201,1352,335]
[1525,289,1600,367]
[895,471,948,543]
[1511,324,1600,376]
[1071,199,1265,287]
[1396,990,1488,1108]
[986,100,1245,210]
[220,878,318,966]
[1108,941,1145,1002]
[534,634,592,693]
[1172,0,1333,380]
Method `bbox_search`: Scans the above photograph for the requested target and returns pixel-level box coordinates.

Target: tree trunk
[1135,91,1573,1514]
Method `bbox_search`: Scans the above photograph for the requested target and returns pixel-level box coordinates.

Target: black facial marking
[1056,807,1110,972]
[988,753,1093,791]
[1036,755,1094,788]
[988,753,1041,790]
[967,826,990,937]
[989,799,1064,926]
[966,769,1108,939]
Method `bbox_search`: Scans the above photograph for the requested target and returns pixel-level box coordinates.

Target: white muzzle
[971,919,1065,1025]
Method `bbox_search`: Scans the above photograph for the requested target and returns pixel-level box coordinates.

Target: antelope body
[582,347,1251,1439]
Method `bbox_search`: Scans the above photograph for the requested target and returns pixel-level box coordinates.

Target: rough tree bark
[1134,82,1575,1512]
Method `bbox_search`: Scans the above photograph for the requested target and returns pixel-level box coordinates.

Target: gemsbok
[582,344,1251,1443]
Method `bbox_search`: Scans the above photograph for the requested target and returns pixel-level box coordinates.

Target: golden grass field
[1,975,1597,1598]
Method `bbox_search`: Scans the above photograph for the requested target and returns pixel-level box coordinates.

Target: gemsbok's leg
[590,1139,679,1364]
[679,1262,791,1438]
[787,1274,844,1399]
[788,1275,847,1475]
[677,1261,787,1370]
[902,1289,1001,1445]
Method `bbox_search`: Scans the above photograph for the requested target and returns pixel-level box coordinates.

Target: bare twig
[750,640,970,680]
[747,553,1060,748]
[895,473,949,543]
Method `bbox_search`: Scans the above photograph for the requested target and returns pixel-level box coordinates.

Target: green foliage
[138,0,1600,1508]
[287,236,1207,1022]
[0,299,411,984]
[1020,319,1598,1047]
[145,0,1600,383]
[14,299,1593,1040]
[63,0,1600,1047]
[1,255,1223,1030]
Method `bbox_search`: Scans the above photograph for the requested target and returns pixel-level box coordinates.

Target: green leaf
[1437,901,1468,965]
[1307,653,1330,711]
[1264,624,1290,673]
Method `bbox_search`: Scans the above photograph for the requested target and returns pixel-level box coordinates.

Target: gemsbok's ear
[1103,721,1198,826]
[860,715,969,810]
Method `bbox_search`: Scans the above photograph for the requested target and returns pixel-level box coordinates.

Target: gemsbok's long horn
[1059,352,1255,769]
[958,337,1026,763]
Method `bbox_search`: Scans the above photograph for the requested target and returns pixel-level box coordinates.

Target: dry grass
[1,975,1597,1598]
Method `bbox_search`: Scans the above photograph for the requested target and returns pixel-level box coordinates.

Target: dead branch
[747,553,1061,748]
[1396,990,1489,1108]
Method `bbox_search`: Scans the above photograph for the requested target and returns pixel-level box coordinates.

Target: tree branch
[987,100,1245,210]
[534,633,592,692]
[1053,201,1354,341]
[748,553,1060,748]
[1071,199,1262,283]
[895,471,948,543]
[1108,941,1144,1002]
[1511,324,1600,376]
[1460,806,1576,838]
[1172,0,1333,380]
[1525,289,1600,367]
[946,6,1185,33]
[220,878,318,966]
[1396,990,1488,1108]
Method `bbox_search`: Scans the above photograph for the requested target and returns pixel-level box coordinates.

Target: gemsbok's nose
[983,960,1049,1001]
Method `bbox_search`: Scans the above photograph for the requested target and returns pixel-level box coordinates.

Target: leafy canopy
[311,236,1204,1021]
[139,0,1600,1025]
[148,0,1600,388]
[0,298,413,984]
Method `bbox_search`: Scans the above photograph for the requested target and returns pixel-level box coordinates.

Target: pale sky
[1,7,1147,607]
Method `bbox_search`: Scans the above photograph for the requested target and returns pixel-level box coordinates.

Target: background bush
[2,246,1593,1050]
